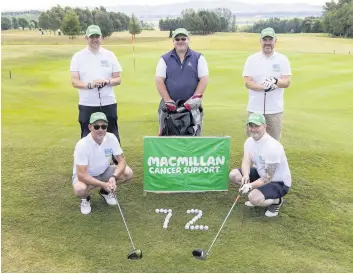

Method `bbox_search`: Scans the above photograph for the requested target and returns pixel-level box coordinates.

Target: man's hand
[239,183,252,194]
[92,79,110,89]
[108,177,117,191]
[263,81,278,92]
[102,182,113,193]
[262,77,278,92]
[165,100,177,112]
[264,77,278,85]
[241,175,250,186]
[184,94,202,111]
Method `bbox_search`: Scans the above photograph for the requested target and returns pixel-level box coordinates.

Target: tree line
[1,5,143,38]
[157,0,353,38]
[240,17,323,34]
[159,8,237,34]
[322,0,353,37]
[240,0,353,37]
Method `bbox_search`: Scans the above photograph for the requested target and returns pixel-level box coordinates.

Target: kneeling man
[72,112,133,214]
[229,113,291,217]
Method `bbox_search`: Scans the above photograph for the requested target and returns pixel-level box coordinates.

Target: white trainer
[80,198,91,215]
[265,198,283,217]
[99,191,117,205]
[245,201,255,207]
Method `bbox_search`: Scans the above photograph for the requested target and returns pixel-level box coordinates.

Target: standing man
[229,113,291,217]
[72,112,133,215]
[155,28,209,135]
[70,25,122,143]
[242,27,292,140]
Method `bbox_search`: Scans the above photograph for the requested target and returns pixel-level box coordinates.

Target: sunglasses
[93,124,108,130]
[174,37,187,41]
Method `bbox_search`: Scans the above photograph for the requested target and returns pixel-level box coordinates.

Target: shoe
[245,201,255,207]
[80,197,91,215]
[99,190,117,205]
[265,198,283,217]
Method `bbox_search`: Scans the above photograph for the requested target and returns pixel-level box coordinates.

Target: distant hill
[1,1,323,25]
[106,0,323,20]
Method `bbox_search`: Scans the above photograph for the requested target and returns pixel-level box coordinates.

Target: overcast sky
[1,0,328,12]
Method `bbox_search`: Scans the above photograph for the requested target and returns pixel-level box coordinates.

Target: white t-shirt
[70,47,122,106]
[244,133,292,187]
[73,132,123,177]
[155,55,209,78]
[242,51,291,114]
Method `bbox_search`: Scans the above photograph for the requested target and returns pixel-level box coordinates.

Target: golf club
[111,191,143,260]
[192,193,242,260]
[97,83,107,111]
[264,92,267,115]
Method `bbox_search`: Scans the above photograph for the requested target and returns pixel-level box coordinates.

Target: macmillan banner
[143,137,231,192]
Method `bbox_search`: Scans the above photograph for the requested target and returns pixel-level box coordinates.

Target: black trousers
[78,104,120,143]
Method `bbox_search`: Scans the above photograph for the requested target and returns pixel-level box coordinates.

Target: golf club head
[192,249,208,260]
[127,249,143,260]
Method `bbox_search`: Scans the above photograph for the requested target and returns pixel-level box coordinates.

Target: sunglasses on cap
[174,37,187,41]
[93,124,108,130]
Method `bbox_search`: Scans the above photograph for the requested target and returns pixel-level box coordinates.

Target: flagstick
[131,35,136,72]
[133,43,135,72]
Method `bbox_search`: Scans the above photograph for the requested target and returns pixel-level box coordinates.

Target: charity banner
[143,137,231,192]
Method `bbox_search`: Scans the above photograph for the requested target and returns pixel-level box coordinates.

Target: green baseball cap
[261,27,276,39]
[173,28,189,38]
[86,25,102,37]
[89,112,108,124]
[247,113,266,126]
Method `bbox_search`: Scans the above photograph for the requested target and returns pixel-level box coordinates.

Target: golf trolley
[160,100,203,136]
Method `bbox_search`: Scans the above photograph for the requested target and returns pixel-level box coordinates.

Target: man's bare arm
[194,76,208,96]
[276,75,291,88]
[112,154,127,178]
[76,165,105,188]
[109,72,121,86]
[244,76,265,91]
[155,76,172,102]
[250,163,279,188]
[71,71,89,89]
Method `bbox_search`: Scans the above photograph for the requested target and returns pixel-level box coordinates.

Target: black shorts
[78,104,120,143]
[237,167,290,199]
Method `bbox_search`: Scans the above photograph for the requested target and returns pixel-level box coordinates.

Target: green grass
[2,31,353,272]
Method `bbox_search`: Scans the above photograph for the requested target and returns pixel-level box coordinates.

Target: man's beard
[250,132,262,140]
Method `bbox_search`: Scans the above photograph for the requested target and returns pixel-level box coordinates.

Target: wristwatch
[111,175,118,181]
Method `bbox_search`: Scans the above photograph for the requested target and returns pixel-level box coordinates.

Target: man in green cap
[70,25,123,147]
[242,27,292,140]
[155,28,209,135]
[72,112,133,215]
[229,113,292,217]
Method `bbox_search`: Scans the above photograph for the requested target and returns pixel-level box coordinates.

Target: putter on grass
[111,191,143,260]
[192,194,242,260]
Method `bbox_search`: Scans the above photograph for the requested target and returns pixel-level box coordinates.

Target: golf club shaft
[112,192,136,250]
[98,87,103,110]
[206,194,241,256]
[264,92,266,115]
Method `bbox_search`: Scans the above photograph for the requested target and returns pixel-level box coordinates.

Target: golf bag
[160,100,202,136]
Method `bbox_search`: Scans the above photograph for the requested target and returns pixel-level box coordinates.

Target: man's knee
[248,189,265,205]
[73,181,90,197]
[120,165,133,183]
[229,169,242,185]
